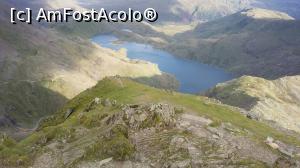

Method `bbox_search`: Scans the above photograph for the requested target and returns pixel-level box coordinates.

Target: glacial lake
[92,35,234,93]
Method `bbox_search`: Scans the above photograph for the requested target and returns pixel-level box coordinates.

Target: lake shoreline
[92,34,234,93]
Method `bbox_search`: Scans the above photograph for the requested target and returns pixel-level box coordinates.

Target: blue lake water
[92,35,234,93]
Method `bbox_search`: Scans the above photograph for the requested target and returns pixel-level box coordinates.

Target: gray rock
[99,157,113,166]
[246,113,259,120]
[103,98,112,107]
[122,104,176,130]
[275,140,297,157]
[266,137,274,143]
[85,97,102,112]
[170,160,191,168]
[170,136,188,148]
[94,97,101,105]
[111,100,117,106]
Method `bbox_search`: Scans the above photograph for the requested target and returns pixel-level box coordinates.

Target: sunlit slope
[75,0,300,22]
[76,0,253,22]
[1,77,299,167]
[0,0,161,132]
[206,75,300,133]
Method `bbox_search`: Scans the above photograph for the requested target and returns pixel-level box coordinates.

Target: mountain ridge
[1,77,300,167]
[152,8,300,79]
[205,75,300,133]
[240,8,295,20]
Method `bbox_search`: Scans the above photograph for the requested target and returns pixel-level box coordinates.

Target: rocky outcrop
[3,78,300,168]
[56,103,289,167]
[122,104,176,130]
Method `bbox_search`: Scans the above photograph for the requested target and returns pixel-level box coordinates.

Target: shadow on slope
[0,81,68,139]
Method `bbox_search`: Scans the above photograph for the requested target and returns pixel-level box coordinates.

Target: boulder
[94,97,101,104]
[112,100,117,106]
[103,98,112,107]
[265,137,280,150]
[268,142,280,150]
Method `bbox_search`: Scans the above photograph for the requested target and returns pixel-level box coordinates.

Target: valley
[114,8,300,79]
[0,0,167,137]
[0,0,300,167]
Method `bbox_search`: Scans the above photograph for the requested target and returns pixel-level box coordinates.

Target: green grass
[48,77,300,146]
[83,124,134,161]
[1,77,300,166]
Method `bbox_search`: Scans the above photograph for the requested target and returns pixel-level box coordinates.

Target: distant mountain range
[6,0,300,22]
[76,0,300,21]
[158,8,300,79]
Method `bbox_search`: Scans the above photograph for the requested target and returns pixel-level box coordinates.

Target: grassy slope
[1,77,299,166]
[61,77,300,144]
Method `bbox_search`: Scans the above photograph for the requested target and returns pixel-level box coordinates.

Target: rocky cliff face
[206,75,300,134]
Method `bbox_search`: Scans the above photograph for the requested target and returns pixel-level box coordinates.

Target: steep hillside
[205,76,300,133]
[163,8,300,79]
[170,0,252,21]
[76,0,300,22]
[1,77,300,167]
[77,0,253,22]
[77,0,254,22]
[0,81,66,127]
[0,1,163,134]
